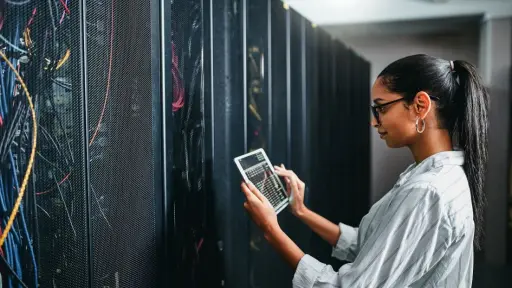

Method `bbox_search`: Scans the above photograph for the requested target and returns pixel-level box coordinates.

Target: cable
[26,7,37,27]
[5,0,31,6]
[89,0,114,146]
[55,48,70,70]
[0,250,28,288]
[10,152,37,288]
[0,51,37,247]
[36,172,70,195]
[59,0,70,15]
[0,34,28,54]
[59,0,69,25]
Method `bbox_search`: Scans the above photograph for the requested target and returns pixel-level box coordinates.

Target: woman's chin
[383,137,403,148]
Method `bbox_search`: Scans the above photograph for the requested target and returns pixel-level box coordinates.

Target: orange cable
[0,51,37,247]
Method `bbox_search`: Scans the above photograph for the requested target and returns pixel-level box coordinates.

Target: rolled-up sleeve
[293,185,452,288]
[331,223,359,262]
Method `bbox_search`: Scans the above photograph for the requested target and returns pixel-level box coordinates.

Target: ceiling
[285,0,512,25]
[323,15,482,38]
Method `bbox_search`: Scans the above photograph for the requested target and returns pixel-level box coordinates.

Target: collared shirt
[293,151,474,288]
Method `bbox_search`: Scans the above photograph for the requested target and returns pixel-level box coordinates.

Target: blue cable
[0,175,8,212]
[0,63,6,119]
[0,13,39,288]
[9,152,38,287]
[5,222,13,288]
[12,237,22,288]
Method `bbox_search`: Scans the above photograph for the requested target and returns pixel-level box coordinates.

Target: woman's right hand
[274,165,307,217]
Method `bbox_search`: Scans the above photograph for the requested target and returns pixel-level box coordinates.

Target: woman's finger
[247,182,268,203]
[274,168,292,178]
[241,182,259,203]
[284,179,291,196]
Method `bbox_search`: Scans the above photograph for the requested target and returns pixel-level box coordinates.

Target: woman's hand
[241,182,280,237]
[274,165,307,217]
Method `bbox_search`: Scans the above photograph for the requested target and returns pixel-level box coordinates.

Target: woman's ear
[413,91,432,119]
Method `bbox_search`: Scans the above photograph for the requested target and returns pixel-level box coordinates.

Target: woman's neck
[409,129,453,164]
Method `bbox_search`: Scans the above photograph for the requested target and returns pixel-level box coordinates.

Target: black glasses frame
[371,98,405,124]
[371,96,439,124]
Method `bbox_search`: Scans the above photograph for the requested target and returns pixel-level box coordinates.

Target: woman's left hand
[241,182,280,236]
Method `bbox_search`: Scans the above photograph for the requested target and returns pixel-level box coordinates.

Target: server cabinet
[1,1,165,287]
[286,3,313,261]
[0,0,371,287]
[85,1,163,287]
[309,28,335,265]
[203,0,247,287]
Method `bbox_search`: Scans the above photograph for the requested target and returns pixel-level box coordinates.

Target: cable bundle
[0,1,71,287]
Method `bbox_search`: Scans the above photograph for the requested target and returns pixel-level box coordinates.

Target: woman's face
[371,78,418,148]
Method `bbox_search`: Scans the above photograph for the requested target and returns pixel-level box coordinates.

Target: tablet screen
[234,149,289,213]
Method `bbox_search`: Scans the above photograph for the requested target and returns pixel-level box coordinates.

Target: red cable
[89,0,114,146]
[36,172,71,196]
[27,8,37,28]
[59,0,70,15]
[38,0,113,195]
[171,43,185,112]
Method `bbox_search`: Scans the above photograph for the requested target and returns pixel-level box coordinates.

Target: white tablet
[234,148,289,214]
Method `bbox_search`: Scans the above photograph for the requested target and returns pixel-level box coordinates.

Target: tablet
[234,148,289,214]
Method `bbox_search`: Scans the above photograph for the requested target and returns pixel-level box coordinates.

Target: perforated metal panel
[84,0,161,287]
[3,1,91,287]
[169,0,209,287]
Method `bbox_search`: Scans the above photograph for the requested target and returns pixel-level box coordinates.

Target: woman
[241,54,488,287]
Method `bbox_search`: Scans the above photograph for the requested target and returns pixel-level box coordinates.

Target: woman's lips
[379,132,387,139]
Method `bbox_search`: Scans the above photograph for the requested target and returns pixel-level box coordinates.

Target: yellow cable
[23,28,32,48]
[0,51,37,247]
[56,49,70,70]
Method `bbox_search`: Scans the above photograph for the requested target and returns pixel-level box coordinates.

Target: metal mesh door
[84,0,162,287]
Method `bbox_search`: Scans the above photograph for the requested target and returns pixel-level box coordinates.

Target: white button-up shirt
[293,151,474,288]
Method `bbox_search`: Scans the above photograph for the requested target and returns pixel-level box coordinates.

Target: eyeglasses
[371,96,440,125]
[371,98,406,125]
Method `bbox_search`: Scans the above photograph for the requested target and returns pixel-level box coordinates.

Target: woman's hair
[378,54,489,250]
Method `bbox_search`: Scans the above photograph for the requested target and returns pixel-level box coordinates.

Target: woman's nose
[370,115,378,127]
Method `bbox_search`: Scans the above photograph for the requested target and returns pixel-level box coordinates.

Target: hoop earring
[416,117,426,134]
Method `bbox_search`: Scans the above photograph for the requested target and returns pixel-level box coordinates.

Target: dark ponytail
[452,60,489,250]
[378,55,489,250]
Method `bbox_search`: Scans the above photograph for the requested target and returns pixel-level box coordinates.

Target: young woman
[241,54,488,287]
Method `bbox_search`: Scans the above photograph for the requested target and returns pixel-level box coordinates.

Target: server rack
[0,0,371,287]
[203,0,247,287]
[0,1,165,287]
[309,27,335,265]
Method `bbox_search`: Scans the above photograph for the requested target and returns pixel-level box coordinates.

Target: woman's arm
[273,167,343,247]
[241,181,306,269]
[296,207,340,247]
[264,225,305,270]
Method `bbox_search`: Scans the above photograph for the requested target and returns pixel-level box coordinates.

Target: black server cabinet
[168,0,213,287]
[246,0,275,287]
[286,3,313,263]
[203,0,248,287]
[84,1,163,287]
[309,28,335,265]
[1,1,165,287]
[270,0,288,168]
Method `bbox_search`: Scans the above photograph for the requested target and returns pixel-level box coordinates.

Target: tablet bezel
[234,148,289,214]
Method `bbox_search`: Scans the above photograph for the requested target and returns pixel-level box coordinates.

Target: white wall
[334,30,480,203]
